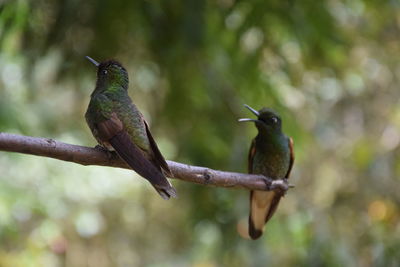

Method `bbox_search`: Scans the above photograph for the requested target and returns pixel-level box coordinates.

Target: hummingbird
[85,56,177,200]
[239,104,294,239]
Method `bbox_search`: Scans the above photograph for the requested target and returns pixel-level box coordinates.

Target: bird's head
[86,56,129,90]
[239,104,282,134]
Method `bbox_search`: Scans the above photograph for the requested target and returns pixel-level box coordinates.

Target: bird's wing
[143,120,172,177]
[285,137,295,178]
[97,112,177,200]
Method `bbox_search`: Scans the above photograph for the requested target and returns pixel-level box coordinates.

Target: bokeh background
[1,0,400,266]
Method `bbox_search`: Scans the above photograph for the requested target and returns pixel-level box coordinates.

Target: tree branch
[0,132,291,192]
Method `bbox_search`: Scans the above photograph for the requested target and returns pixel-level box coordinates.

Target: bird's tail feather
[156,186,178,200]
[109,131,177,200]
[248,190,280,239]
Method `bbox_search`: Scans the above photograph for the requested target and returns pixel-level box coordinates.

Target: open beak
[238,104,260,122]
[85,56,100,67]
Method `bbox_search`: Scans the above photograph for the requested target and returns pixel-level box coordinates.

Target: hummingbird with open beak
[239,104,294,239]
[85,56,177,200]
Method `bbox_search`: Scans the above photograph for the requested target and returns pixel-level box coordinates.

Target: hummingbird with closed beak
[239,104,294,239]
[85,56,177,200]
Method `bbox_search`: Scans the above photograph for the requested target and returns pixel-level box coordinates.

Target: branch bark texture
[0,132,291,192]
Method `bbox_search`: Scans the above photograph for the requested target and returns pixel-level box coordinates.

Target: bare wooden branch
[0,132,291,192]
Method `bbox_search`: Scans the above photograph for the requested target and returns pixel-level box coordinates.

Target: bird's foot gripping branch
[268,178,294,196]
[0,132,293,193]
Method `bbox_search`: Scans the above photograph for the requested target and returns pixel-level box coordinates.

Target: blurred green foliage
[1,0,400,266]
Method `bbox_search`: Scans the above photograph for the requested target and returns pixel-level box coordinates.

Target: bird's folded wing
[97,112,124,140]
[97,113,176,199]
[143,120,172,176]
[285,137,295,178]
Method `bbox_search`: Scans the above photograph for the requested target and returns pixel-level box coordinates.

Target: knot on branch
[203,169,211,181]
[46,138,56,147]
[196,169,212,184]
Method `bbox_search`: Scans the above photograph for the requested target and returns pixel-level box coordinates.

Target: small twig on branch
[0,132,292,192]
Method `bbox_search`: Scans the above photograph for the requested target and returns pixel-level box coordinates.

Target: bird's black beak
[86,56,100,67]
[238,104,260,123]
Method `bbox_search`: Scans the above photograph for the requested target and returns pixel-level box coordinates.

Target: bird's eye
[102,69,108,75]
[271,117,278,124]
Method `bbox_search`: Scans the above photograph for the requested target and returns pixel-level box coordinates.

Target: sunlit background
[1,0,400,266]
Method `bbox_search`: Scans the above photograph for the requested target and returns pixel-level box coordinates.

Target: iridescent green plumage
[239,105,294,239]
[85,57,176,199]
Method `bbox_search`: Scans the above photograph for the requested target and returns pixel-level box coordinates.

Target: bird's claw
[94,144,106,150]
[268,179,291,196]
